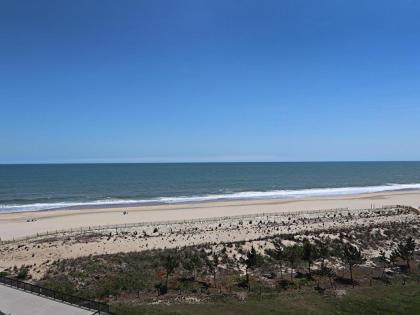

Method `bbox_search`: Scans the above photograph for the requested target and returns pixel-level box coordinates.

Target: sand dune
[0,190,419,240]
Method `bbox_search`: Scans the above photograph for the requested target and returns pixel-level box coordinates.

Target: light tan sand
[0,190,419,240]
[1,205,418,279]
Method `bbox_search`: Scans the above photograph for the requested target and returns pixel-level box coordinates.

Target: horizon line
[1,160,420,166]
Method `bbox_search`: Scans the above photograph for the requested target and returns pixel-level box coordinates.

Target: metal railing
[0,276,112,314]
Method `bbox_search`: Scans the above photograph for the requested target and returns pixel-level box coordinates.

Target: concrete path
[0,284,94,315]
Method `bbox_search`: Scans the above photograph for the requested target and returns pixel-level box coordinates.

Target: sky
[1,0,420,163]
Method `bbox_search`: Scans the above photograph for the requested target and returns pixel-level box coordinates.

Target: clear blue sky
[1,0,420,163]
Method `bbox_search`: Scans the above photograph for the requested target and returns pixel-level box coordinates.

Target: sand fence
[0,205,417,245]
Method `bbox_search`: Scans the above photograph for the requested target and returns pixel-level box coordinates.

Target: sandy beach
[1,189,419,240]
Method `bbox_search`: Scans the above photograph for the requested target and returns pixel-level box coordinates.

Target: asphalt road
[0,284,94,315]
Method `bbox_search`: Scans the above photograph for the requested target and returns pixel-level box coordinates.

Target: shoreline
[3,184,420,214]
[0,189,419,240]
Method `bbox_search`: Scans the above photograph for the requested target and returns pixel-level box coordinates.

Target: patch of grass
[329,283,420,315]
[36,223,419,314]
[111,283,420,315]
[39,247,217,300]
[39,250,165,298]
[112,304,180,315]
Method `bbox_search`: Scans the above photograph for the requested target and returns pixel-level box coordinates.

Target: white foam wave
[0,199,149,213]
[1,183,420,213]
[156,183,420,203]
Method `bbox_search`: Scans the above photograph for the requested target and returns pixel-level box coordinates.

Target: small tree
[302,239,317,278]
[191,253,202,279]
[315,240,330,269]
[207,252,220,288]
[16,265,29,280]
[183,257,195,279]
[266,240,286,279]
[163,254,179,288]
[320,265,336,289]
[339,243,366,287]
[284,245,302,282]
[242,246,258,291]
[391,237,416,271]
[378,250,390,278]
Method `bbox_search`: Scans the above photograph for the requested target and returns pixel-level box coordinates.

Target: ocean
[1,162,420,212]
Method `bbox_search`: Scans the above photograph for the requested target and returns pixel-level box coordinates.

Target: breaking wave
[1,183,420,213]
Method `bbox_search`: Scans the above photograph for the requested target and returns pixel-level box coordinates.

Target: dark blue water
[1,162,420,212]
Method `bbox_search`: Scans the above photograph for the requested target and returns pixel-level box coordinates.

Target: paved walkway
[0,284,94,315]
